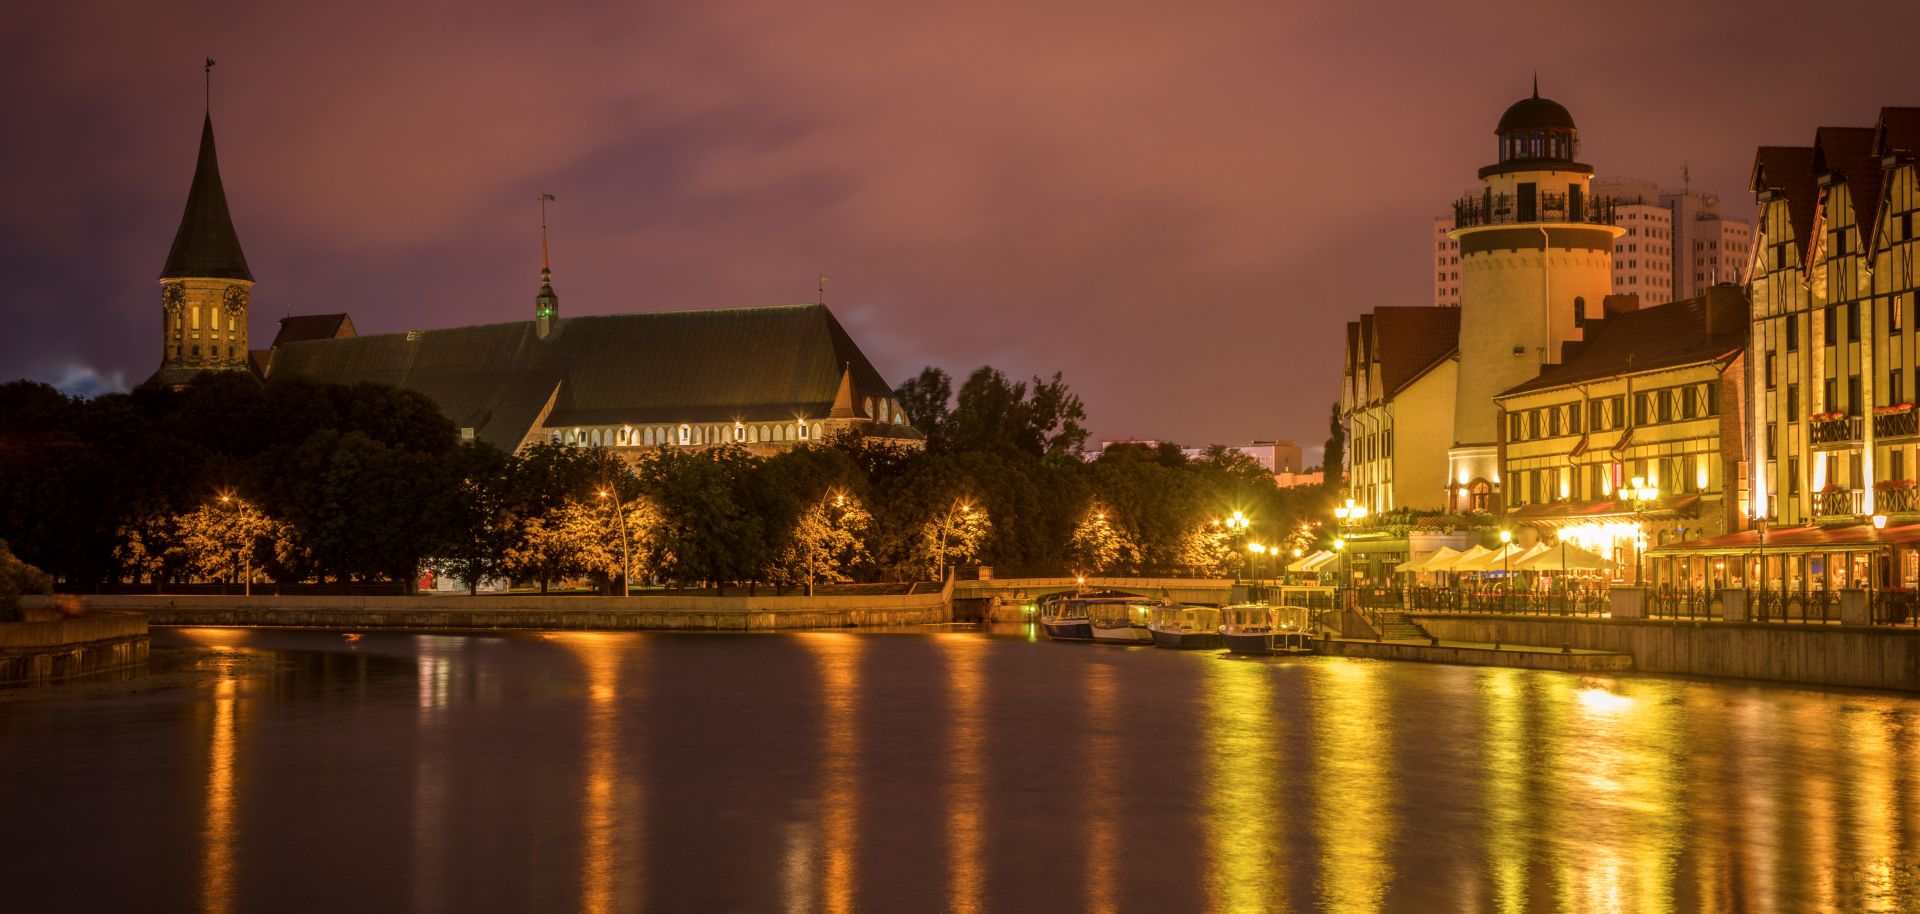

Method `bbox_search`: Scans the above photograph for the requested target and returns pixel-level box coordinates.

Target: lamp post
[1224,511,1251,582]
[1627,476,1660,589]
[596,487,632,598]
[935,498,974,582]
[1333,537,1347,608]
[1499,528,1513,610]
[218,493,251,597]
[1333,498,1369,601]
[1247,543,1267,601]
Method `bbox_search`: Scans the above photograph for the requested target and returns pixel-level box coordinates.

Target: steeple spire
[535,194,559,339]
[1532,71,1539,99]
[161,105,251,281]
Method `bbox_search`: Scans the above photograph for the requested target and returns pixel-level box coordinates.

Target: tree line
[0,366,1329,591]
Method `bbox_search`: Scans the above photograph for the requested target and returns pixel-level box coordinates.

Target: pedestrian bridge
[951,576,1236,606]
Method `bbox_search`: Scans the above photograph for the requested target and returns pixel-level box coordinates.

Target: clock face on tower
[222,285,248,313]
[162,283,185,313]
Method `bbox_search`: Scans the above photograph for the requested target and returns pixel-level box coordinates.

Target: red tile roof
[1814,126,1883,247]
[1498,287,1748,397]
[1752,146,1818,261]
[1369,306,1461,397]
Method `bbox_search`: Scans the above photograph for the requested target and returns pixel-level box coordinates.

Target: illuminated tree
[171,497,281,584]
[1070,508,1138,572]
[918,501,991,579]
[772,492,873,586]
[113,512,176,584]
[1178,521,1235,576]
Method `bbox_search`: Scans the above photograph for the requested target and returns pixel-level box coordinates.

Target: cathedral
[151,104,924,455]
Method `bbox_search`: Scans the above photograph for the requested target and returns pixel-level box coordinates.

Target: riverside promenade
[21,581,952,633]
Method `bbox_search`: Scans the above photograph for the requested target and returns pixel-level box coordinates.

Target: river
[1,625,1916,913]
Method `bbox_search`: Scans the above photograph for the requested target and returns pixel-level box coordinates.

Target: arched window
[734,423,745,442]
[774,424,785,442]
[678,424,691,446]
[1469,479,1493,512]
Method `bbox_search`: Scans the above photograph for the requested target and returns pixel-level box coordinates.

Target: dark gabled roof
[161,114,252,281]
[1371,307,1461,397]
[1876,107,1920,158]
[266,304,914,451]
[1751,145,1818,261]
[1498,287,1748,397]
[270,313,355,348]
[1813,126,1883,245]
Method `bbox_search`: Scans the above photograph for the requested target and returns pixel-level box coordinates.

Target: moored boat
[1086,598,1157,644]
[1222,604,1317,655]
[1039,597,1095,641]
[1148,605,1224,650]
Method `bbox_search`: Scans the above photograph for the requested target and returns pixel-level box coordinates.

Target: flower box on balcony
[1875,479,1916,491]
[1877,403,1916,416]
[1811,411,1847,422]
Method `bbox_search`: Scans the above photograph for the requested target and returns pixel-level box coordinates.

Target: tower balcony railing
[1451,193,1617,229]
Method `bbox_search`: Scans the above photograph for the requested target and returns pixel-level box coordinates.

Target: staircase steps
[1371,611,1432,642]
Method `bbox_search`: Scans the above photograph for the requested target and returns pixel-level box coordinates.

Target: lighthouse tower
[1446,83,1622,511]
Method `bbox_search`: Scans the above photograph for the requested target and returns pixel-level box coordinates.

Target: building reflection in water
[1311,661,1392,914]
[1083,662,1119,914]
[547,632,643,914]
[1206,658,1284,914]
[939,633,986,914]
[411,636,459,913]
[802,634,863,914]
[202,672,240,914]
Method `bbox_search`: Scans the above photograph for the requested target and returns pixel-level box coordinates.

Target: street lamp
[935,498,974,582]
[596,487,632,598]
[218,493,251,597]
[1499,528,1513,610]
[1333,536,1347,607]
[1627,476,1660,587]
[1247,543,1265,600]
[1333,498,1369,595]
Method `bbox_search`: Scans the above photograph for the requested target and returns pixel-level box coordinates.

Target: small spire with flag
[539,194,556,270]
[204,57,216,112]
[818,274,828,306]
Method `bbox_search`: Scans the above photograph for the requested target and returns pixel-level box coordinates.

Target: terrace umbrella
[1516,543,1611,572]
[1287,550,1333,573]
[1438,545,1492,573]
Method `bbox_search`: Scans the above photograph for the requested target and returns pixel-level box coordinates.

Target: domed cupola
[1494,78,1580,166]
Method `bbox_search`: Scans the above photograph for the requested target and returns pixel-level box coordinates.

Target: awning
[1287,550,1336,573]
[1515,543,1613,571]
[1507,494,1703,526]
[1648,522,1920,556]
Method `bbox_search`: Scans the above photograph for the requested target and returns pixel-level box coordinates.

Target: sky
[2,0,1916,456]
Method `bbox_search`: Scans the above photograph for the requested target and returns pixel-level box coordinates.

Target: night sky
[3,0,1916,454]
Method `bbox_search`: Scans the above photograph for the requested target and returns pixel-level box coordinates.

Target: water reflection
[201,673,239,914]
[1311,661,1394,913]
[11,630,1920,913]
[1205,658,1284,914]
[940,634,986,914]
[548,632,643,914]
[1084,662,1119,914]
[803,634,863,914]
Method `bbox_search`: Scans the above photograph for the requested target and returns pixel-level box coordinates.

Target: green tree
[1069,507,1138,572]
[171,496,282,584]
[771,492,874,586]
[0,539,53,621]
[893,367,953,449]
[1322,402,1345,494]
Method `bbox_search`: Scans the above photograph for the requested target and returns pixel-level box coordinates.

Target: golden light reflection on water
[939,633,986,914]
[201,674,239,914]
[1206,659,1283,914]
[411,639,452,913]
[1549,679,1683,914]
[1084,662,1119,914]
[802,633,862,914]
[1311,661,1392,914]
[1842,706,1900,913]
[1478,668,1528,914]
[547,632,642,914]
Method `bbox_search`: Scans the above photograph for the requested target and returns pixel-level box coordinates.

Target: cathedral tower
[1446,83,1622,509]
[153,108,254,386]
[534,193,559,339]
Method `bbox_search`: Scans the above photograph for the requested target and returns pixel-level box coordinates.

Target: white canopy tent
[1287,550,1337,573]
[1515,543,1613,572]
[1454,543,1532,573]
[1429,544,1491,573]
[1396,546,1461,574]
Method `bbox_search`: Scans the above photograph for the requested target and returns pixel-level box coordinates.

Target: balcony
[1875,406,1919,440]
[1814,487,1863,518]
[1878,485,1919,514]
[1809,414,1862,447]
[1452,193,1617,229]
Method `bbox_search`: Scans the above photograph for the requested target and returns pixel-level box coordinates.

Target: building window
[1826,306,1838,346]
[1788,457,1800,497]
[1765,351,1777,388]
[678,424,691,446]
[1568,404,1582,434]
[1788,385,1800,419]
[1704,382,1719,416]
[1786,315,1799,351]
[1894,449,1907,484]
[1891,369,1906,406]
[797,422,810,440]
[1849,301,1860,342]
[1896,296,1908,334]
[1849,377,1862,417]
